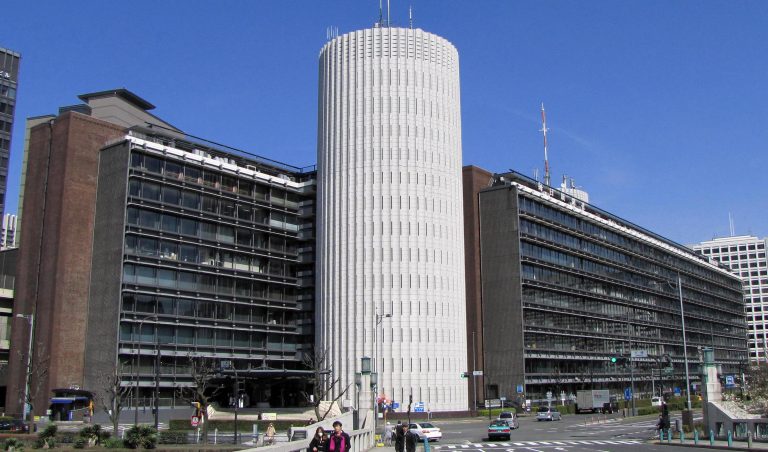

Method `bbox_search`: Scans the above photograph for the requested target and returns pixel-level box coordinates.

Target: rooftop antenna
[729,212,735,236]
[540,103,551,187]
[409,4,413,29]
[387,0,391,26]
[379,0,383,26]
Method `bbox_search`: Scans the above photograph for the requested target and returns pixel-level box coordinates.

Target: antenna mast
[379,0,383,26]
[729,212,735,236]
[540,103,551,187]
[387,0,391,26]
[409,5,413,29]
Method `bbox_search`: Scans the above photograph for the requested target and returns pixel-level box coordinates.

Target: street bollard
[253,425,258,445]
[667,429,672,443]
[423,437,430,452]
[680,430,685,443]
[710,430,715,446]
[748,431,753,448]
[659,430,664,442]
[728,430,732,447]
[694,430,699,445]
[214,428,218,445]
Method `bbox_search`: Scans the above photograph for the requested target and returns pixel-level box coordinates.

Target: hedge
[169,419,297,432]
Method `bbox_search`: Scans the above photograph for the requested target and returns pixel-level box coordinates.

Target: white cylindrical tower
[317,26,468,412]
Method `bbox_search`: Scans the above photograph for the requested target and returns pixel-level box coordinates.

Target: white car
[409,422,442,441]
[651,397,663,407]
[536,407,562,421]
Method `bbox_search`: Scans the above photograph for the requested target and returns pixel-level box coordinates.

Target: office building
[473,170,748,401]
[1,213,17,249]
[7,89,185,416]
[317,25,468,412]
[0,248,17,409]
[692,236,768,363]
[84,127,316,407]
[0,47,20,216]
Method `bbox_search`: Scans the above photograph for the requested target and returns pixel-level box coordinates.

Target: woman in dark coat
[308,427,328,452]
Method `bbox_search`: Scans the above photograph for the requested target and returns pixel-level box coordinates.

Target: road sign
[546,391,552,400]
[191,416,199,427]
[674,387,681,396]
[624,388,632,401]
[516,385,524,394]
[473,370,483,376]
[392,402,400,409]
[414,402,425,413]
[663,367,674,375]
[500,397,507,402]
[725,375,735,388]
[630,350,648,358]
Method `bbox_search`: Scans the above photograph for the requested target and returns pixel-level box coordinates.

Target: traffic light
[610,357,618,364]
[461,372,469,378]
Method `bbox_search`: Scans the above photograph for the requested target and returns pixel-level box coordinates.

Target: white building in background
[316,25,468,411]
[1,213,17,249]
[692,236,768,362]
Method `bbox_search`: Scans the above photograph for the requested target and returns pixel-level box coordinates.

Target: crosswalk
[433,439,643,448]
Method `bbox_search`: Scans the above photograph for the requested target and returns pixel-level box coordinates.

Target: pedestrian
[265,422,276,445]
[308,426,328,452]
[328,421,351,452]
[394,421,405,452]
[384,422,393,446]
[404,424,420,452]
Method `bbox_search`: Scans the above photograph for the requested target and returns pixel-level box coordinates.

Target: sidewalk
[653,439,768,450]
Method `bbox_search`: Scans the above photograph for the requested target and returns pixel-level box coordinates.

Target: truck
[575,390,612,413]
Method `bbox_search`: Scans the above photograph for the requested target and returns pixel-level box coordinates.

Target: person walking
[404,424,420,452]
[384,422,393,446]
[328,421,351,452]
[308,427,328,452]
[394,421,405,452]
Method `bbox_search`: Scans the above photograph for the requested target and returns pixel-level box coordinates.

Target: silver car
[536,407,562,421]
[496,412,519,429]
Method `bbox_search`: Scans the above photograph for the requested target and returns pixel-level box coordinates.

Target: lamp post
[134,314,157,426]
[653,273,692,411]
[374,311,391,434]
[15,314,34,421]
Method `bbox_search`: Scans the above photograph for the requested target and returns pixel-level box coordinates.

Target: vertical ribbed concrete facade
[317,27,468,411]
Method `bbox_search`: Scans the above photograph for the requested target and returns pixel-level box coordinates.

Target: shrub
[158,431,189,445]
[38,425,57,441]
[4,438,23,451]
[80,424,110,446]
[103,438,124,449]
[124,425,157,450]
[56,432,77,444]
[73,437,86,449]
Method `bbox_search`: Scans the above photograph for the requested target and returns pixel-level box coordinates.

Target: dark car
[0,419,30,433]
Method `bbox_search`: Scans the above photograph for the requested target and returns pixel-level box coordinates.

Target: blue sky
[2,0,766,244]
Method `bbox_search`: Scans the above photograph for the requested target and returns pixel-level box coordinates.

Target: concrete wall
[83,141,131,395]
[462,166,493,408]
[479,186,525,399]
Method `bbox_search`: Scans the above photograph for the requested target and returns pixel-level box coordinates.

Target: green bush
[38,424,57,441]
[103,438,124,449]
[4,438,23,451]
[158,431,189,445]
[55,432,77,444]
[73,437,86,449]
[79,424,110,446]
[124,425,157,449]
[554,405,574,415]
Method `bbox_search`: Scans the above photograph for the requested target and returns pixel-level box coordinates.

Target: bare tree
[96,362,131,435]
[301,348,351,422]
[18,346,50,433]
[175,356,224,444]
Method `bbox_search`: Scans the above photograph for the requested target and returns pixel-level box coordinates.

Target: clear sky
[1,0,766,244]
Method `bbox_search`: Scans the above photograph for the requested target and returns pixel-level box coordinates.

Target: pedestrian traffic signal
[461,372,469,378]
[610,357,618,364]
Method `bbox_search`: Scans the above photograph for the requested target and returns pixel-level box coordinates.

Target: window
[185,166,201,184]
[180,218,198,237]
[177,299,195,317]
[201,196,217,214]
[182,191,201,210]
[161,215,179,234]
[177,326,194,345]
[142,182,161,201]
[163,187,180,205]
[165,161,182,180]
[144,155,163,174]
[178,271,197,290]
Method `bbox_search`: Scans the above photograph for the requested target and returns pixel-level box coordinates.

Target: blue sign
[624,388,632,401]
[414,402,425,412]
[392,402,400,409]
[516,385,524,394]
[725,375,735,388]
[674,387,681,396]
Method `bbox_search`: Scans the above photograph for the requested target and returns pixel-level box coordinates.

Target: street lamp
[373,311,390,435]
[652,273,692,411]
[15,314,34,421]
[134,314,157,426]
